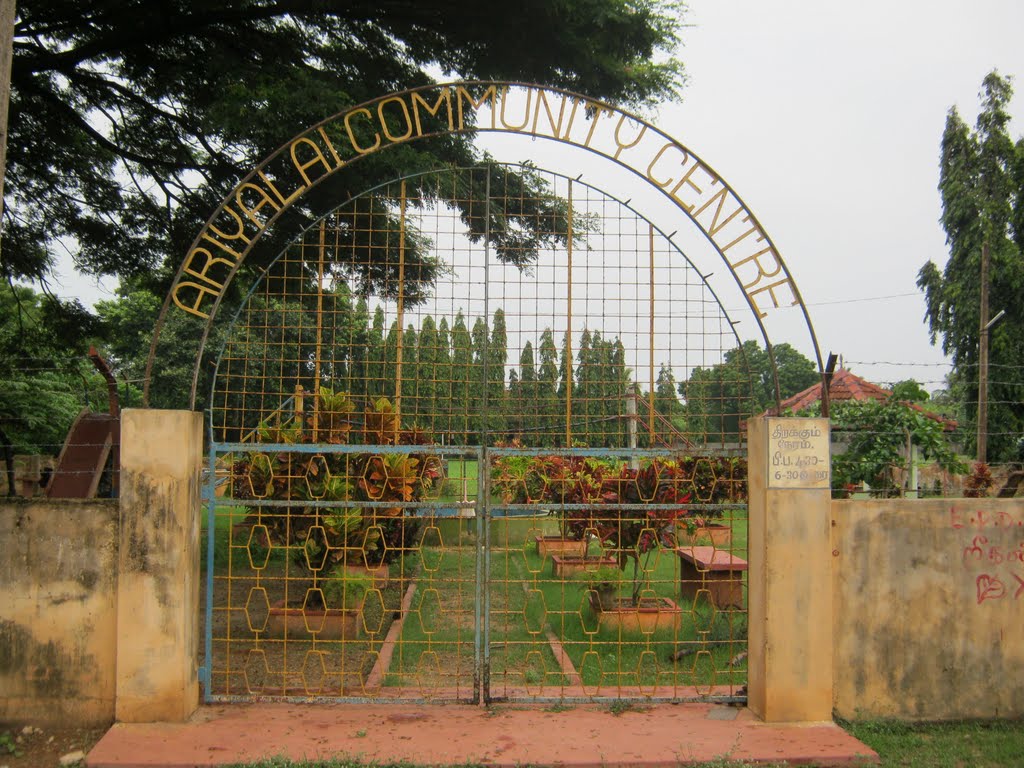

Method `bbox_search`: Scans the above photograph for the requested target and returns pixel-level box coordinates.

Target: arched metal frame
[144,81,824,409]
[185,81,821,706]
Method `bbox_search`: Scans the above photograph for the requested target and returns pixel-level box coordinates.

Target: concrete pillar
[747,416,833,722]
[116,409,203,722]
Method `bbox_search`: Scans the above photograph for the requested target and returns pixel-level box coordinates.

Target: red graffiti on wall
[951,507,1023,529]
[962,536,1024,565]
[974,572,1024,604]
[976,574,1006,604]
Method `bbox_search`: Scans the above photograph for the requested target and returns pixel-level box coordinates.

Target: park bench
[676,545,748,609]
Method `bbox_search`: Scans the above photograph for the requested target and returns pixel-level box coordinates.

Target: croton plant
[232,391,442,581]
[491,450,748,603]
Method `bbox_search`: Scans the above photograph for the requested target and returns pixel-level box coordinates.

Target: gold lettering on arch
[612,115,646,160]
[456,84,497,130]
[646,142,688,188]
[172,280,221,319]
[257,171,305,207]
[668,162,712,211]
[207,205,253,247]
[344,108,382,154]
[236,183,282,229]
[411,89,455,134]
[316,127,345,167]
[747,279,798,318]
[378,97,414,142]
[692,182,744,237]
[166,84,806,335]
[499,86,531,131]
[290,137,333,186]
[183,247,236,288]
[531,90,568,139]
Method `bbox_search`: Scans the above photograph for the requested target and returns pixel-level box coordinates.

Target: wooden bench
[676,546,748,609]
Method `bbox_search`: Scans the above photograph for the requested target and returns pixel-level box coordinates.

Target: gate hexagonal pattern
[201,165,751,704]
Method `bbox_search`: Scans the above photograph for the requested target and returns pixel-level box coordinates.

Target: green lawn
[386,512,748,697]
[845,718,1024,768]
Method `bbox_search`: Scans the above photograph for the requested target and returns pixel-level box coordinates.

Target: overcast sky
[655,0,1024,389]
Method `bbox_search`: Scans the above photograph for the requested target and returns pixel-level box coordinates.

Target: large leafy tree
[4,0,684,300]
[918,71,1024,463]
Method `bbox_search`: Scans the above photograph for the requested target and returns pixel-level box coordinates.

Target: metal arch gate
[200,165,751,705]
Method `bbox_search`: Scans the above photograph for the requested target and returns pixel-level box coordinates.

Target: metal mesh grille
[203,164,754,703]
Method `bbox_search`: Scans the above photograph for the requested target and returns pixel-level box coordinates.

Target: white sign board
[766,417,830,489]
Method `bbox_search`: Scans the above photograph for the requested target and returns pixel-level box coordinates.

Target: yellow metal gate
[200,164,751,703]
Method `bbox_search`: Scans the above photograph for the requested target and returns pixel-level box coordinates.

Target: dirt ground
[0,722,108,768]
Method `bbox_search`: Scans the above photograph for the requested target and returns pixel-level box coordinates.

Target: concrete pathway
[86,703,878,767]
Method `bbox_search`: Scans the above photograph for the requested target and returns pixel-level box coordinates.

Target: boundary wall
[832,497,1024,719]
[0,409,202,725]
[2,412,1022,724]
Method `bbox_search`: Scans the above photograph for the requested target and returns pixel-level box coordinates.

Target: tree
[487,309,508,436]
[824,395,966,498]
[450,311,472,443]
[4,1,684,322]
[537,328,560,446]
[653,364,681,417]
[680,340,819,443]
[415,315,438,429]
[0,286,112,489]
[435,316,452,438]
[918,71,1024,462]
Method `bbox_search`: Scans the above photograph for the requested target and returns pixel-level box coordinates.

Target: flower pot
[267,603,361,640]
[550,554,617,578]
[588,594,682,633]
[535,535,587,558]
[342,561,390,588]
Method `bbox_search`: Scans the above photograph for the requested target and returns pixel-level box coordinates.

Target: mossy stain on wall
[0,619,84,698]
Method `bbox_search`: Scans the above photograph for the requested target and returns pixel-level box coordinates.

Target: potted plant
[492,450,616,558]
[675,457,747,547]
[232,392,441,601]
[579,459,692,632]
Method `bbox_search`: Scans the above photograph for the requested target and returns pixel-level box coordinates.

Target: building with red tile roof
[763,368,956,430]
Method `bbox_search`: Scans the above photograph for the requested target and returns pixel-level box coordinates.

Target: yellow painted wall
[0,499,119,725]
[116,408,203,723]
[832,498,1024,719]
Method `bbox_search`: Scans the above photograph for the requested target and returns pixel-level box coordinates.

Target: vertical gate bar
[480,166,492,703]
[648,223,656,441]
[311,220,326,441]
[565,179,573,446]
[481,167,491,446]
[475,447,487,704]
[395,180,407,432]
[203,435,217,700]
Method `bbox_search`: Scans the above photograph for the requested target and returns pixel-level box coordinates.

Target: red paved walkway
[86,703,878,767]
